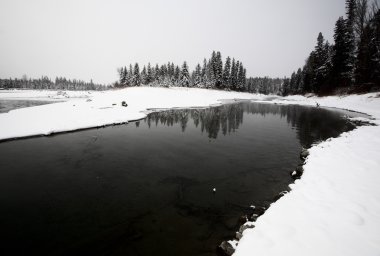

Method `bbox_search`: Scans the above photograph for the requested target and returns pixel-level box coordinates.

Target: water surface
[0,99,54,113]
[0,102,356,255]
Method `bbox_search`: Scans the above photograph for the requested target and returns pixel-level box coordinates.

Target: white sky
[0,0,346,84]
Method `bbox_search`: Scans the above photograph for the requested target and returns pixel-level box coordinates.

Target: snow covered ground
[1,87,380,255]
[234,93,380,256]
[0,87,262,141]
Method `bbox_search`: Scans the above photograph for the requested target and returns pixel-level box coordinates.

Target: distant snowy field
[1,87,380,256]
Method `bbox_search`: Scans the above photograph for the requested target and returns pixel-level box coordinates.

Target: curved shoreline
[234,93,380,256]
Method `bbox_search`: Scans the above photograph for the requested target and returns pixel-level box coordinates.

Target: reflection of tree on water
[144,103,354,146]
[145,104,244,138]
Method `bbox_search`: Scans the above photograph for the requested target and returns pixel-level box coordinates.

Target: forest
[117,0,379,96]
[0,76,106,91]
[116,51,283,95]
[283,0,380,95]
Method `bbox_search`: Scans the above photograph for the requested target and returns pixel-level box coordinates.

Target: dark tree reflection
[144,102,355,146]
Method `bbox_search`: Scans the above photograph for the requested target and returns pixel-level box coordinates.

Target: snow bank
[234,93,380,256]
[0,89,94,101]
[0,87,261,141]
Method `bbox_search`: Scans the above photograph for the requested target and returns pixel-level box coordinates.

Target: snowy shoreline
[1,88,380,255]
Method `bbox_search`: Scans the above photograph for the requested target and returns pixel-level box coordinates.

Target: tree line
[116,51,249,91]
[283,0,380,95]
[116,51,286,94]
[0,76,107,91]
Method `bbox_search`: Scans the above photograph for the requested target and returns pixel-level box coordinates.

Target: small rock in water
[239,224,255,233]
[250,205,255,209]
[291,165,304,179]
[213,188,216,193]
[250,214,259,222]
[218,241,236,256]
[300,148,310,159]
[239,215,248,223]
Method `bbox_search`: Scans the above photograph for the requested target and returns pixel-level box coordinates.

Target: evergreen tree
[282,78,291,96]
[215,51,223,88]
[174,65,180,85]
[128,64,134,86]
[141,66,147,85]
[146,63,153,84]
[154,64,160,83]
[222,56,231,89]
[180,61,190,87]
[289,71,297,94]
[133,63,141,86]
[295,68,304,93]
[209,52,216,87]
[363,8,380,84]
[119,66,127,86]
[332,17,352,87]
[313,33,330,91]
[345,0,357,83]
[303,52,317,93]
[237,62,246,91]
[230,58,237,90]
[194,63,202,87]
[354,0,369,42]
[201,58,207,86]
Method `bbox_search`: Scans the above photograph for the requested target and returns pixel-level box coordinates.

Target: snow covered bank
[234,93,380,256]
[0,87,262,141]
[0,89,94,101]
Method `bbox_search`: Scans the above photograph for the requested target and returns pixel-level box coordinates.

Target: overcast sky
[0,0,347,84]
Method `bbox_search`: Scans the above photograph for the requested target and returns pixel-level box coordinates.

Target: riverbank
[0,88,262,141]
[1,87,379,255]
[234,93,380,256]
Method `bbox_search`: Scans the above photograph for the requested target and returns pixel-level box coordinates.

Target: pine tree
[209,52,216,87]
[345,0,357,83]
[172,65,178,86]
[354,0,369,42]
[303,52,317,93]
[215,51,223,88]
[295,68,304,93]
[154,64,160,83]
[314,33,330,91]
[222,56,231,89]
[141,66,147,85]
[180,61,190,87]
[332,16,352,87]
[237,62,246,91]
[367,8,380,84]
[289,72,297,94]
[235,61,240,90]
[194,63,202,87]
[133,63,141,86]
[201,58,207,87]
[282,78,291,96]
[146,63,153,84]
[230,58,237,90]
[119,66,127,86]
[128,64,134,86]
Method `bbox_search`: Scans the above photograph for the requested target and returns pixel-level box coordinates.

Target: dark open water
[0,99,54,113]
[0,102,356,256]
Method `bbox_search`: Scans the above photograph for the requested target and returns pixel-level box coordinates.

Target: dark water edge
[0,102,358,256]
[0,99,56,113]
